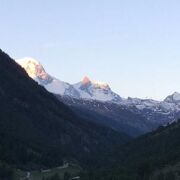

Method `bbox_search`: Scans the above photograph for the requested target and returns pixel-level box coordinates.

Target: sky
[1,0,180,100]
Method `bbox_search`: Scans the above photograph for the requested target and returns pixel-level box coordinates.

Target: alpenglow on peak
[82,76,91,84]
[16,58,122,102]
[81,76,110,89]
[16,57,48,80]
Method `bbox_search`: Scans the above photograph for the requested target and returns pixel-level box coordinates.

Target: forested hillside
[81,120,180,180]
[0,49,130,174]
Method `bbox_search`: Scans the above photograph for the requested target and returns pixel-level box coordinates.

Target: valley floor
[15,163,81,180]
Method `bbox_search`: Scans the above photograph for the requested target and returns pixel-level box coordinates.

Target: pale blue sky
[1,0,180,100]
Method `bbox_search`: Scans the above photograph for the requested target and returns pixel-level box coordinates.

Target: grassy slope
[15,163,81,180]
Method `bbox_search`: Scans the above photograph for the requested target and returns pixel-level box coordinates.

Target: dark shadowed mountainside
[81,120,180,179]
[0,49,130,171]
[57,95,157,137]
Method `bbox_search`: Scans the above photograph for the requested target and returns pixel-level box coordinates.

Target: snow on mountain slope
[122,98,170,112]
[118,95,180,126]
[164,92,180,103]
[16,58,80,98]
[73,76,122,102]
[16,58,122,102]
[17,57,51,81]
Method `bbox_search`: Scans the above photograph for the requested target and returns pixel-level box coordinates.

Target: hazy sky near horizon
[1,0,180,100]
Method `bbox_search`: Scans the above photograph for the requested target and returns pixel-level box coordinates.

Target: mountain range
[16,57,180,106]
[16,58,122,102]
[1,50,180,180]
[16,58,180,136]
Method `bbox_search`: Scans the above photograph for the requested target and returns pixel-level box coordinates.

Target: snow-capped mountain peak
[16,58,80,97]
[82,76,91,85]
[16,57,49,81]
[164,92,180,103]
[73,77,121,102]
[82,76,110,90]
